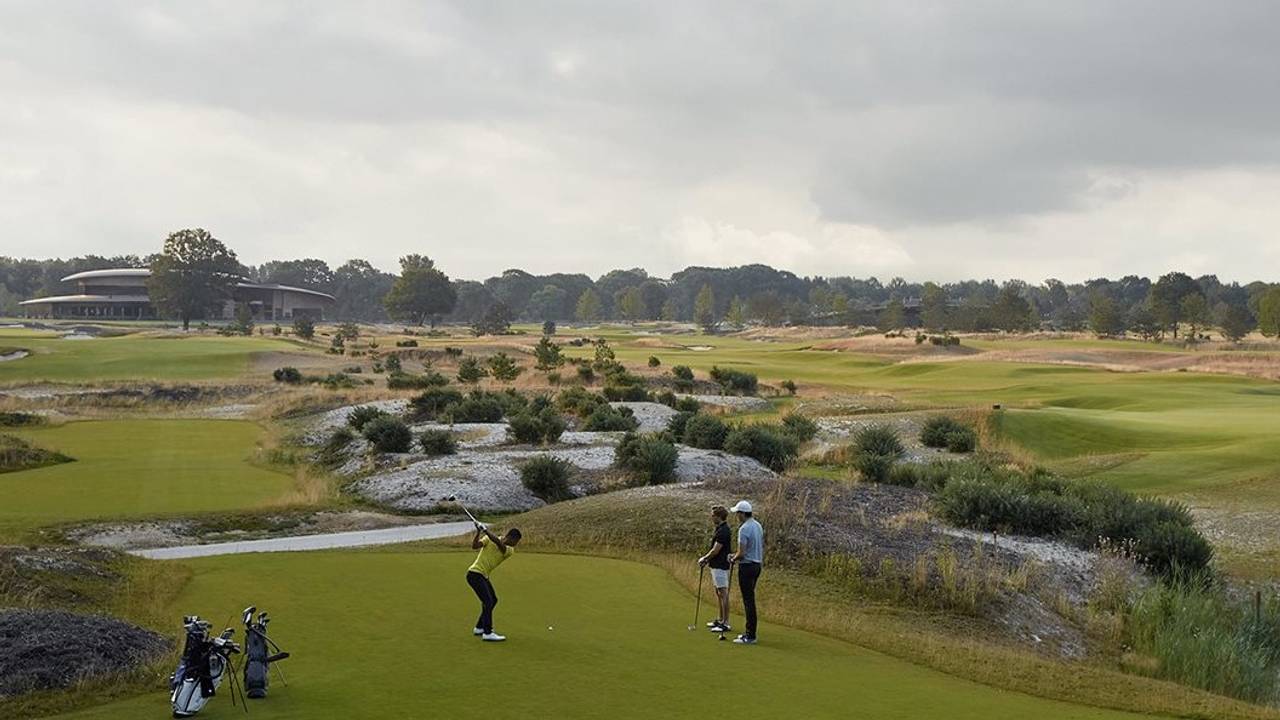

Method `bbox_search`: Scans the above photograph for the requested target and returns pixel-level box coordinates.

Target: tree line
[5,231,1280,339]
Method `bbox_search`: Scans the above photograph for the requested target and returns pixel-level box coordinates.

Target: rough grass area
[0,420,296,541]
[52,550,1150,720]
[0,433,73,474]
[0,329,316,383]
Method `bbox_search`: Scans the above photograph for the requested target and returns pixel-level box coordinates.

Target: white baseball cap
[730,500,752,513]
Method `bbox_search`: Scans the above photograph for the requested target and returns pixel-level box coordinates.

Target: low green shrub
[709,366,758,395]
[723,425,798,471]
[419,429,458,456]
[0,434,73,473]
[682,414,728,449]
[445,396,505,423]
[556,386,608,418]
[361,416,414,453]
[272,366,302,384]
[885,462,953,490]
[671,365,695,391]
[407,388,465,421]
[854,424,905,457]
[781,413,819,442]
[648,355,661,367]
[854,453,896,483]
[347,405,389,431]
[508,404,567,444]
[666,411,695,440]
[673,396,701,413]
[582,404,639,432]
[780,379,797,395]
[521,455,574,502]
[386,371,449,390]
[945,428,977,453]
[614,432,678,485]
[316,427,354,467]
[921,415,977,452]
[654,390,678,407]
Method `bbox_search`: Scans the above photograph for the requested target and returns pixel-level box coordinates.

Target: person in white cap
[727,499,763,644]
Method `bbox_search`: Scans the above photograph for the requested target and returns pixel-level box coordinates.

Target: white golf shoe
[481,632,507,642]
[473,627,484,636]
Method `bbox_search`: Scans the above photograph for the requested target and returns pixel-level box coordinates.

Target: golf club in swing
[688,565,705,631]
[447,495,483,528]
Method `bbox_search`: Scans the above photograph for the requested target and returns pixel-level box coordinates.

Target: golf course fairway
[60,550,1149,720]
[0,419,294,540]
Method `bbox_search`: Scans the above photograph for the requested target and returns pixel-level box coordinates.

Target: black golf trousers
[466,571,499,633]
[737,562,762,639]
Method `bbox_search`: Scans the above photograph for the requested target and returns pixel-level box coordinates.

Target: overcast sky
[2,1,1279,283]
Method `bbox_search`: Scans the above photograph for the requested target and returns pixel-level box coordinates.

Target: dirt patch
[0,609,169,697]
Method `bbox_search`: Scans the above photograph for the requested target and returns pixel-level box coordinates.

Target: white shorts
[710,568,730,589]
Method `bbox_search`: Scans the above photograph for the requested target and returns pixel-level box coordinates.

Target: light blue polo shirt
[737,517,764,565]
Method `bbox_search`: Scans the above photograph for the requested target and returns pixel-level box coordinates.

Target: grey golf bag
[169,616,242,717]
[242,605,290,699]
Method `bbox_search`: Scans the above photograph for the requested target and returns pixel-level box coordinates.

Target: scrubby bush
[456,356,488,384]
[854,424,905,457]
[921,415,975,450]
[347,405,389,431]
[556,386,608,418]
[673,396,701,413]
[384,354,402,373]
[582,404,639,432]
[780,379,797,395]
[395,339,419,347]
[487,352,524,383]
[386,371,449,390]
[945,427,977,453]
[654,390,677,407]
[886,462,953,490]
[781,413,818,442]
[507,404,567,444]
[361,416,413,453]
[0,411,43,427]
[292,316,315,340]
[682,414,728,450]
[316,427,354,467]
[671,365,694,391]
[666,411,695,439]
[521,455,574,502]
[723,425,798,472]
[576,365,595,383]
[648,355,661,367]
[614,432,679,485]
[419,429,458,456]
[709,366,758,395]
[445,396,505,423]
[602,368,650,401]
[407,388,464,421]
[272,366,302,384]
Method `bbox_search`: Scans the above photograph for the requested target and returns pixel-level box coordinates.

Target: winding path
[129,521,475,560]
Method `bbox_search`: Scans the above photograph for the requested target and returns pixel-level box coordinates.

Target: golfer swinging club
[728,500,763,645]
[466,520,522,642]
[697,505,733,633]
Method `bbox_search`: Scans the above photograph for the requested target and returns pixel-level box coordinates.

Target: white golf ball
[547,626,554,631]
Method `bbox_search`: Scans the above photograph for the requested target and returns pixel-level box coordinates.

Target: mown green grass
[0,329,312,383]
[0,419,295,541]
[55,550,1146,720]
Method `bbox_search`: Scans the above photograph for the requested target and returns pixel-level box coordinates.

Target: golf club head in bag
[170,616,241,717]
[243,605,290,699]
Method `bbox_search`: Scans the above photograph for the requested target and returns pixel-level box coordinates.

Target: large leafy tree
[575,288,602,322]
[332,259,395,321]
[1149,272,1201,338]
[147,228,241,330]
[383,255,457,326]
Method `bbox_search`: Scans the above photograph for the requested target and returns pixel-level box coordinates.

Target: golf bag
[169,616,242,717]
[242,605,290,699]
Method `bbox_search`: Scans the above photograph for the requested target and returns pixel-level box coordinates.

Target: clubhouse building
[19,268,334,321]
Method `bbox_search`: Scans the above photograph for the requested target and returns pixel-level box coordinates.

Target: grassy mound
[0,434,72,474]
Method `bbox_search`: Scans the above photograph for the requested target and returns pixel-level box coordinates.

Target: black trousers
[466,571,498,633]
[738,562,762,639]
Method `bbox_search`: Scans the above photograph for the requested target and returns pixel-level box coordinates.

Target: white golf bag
[169,616,241,717]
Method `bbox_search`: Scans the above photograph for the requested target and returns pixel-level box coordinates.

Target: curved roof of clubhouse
[19,268,333,320]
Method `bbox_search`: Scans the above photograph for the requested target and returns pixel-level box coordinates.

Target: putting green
[0,419,294,540]
[60,551,1145,720]
[0,329,310,383]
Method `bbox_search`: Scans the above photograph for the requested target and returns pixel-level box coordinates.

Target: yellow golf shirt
[468,535,514,577]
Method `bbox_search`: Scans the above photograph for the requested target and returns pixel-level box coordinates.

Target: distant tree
[1149,272,1201,338]
[332,259,395,321]
[472,302,513,336]
[292,315,316,340]
[148,228,242,330]
[921,282,949,331]
[1088,295,1125,338]
[258,258,333,289]
[1180,293,1210,340]
[575,288,603,323]
[1258,287,1280,338]
[383,255,457,326]
[725,296,747,330]
[1127,303,1163,342]
[231,302,255,336]
[533,336,565,372]
[660,297,679,321]
[992,284,1032,332]
[1216,302,1254,343]
[456,356,488,384]
[487,352,523,383]
[617,287,646,322]
[694,284,717,331]
[878,298,905,331]
[542,320,556,336]
[527,284,569,322]
[748,291,786,326]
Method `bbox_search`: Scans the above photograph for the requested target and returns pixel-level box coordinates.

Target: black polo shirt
[708,521,731,570]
